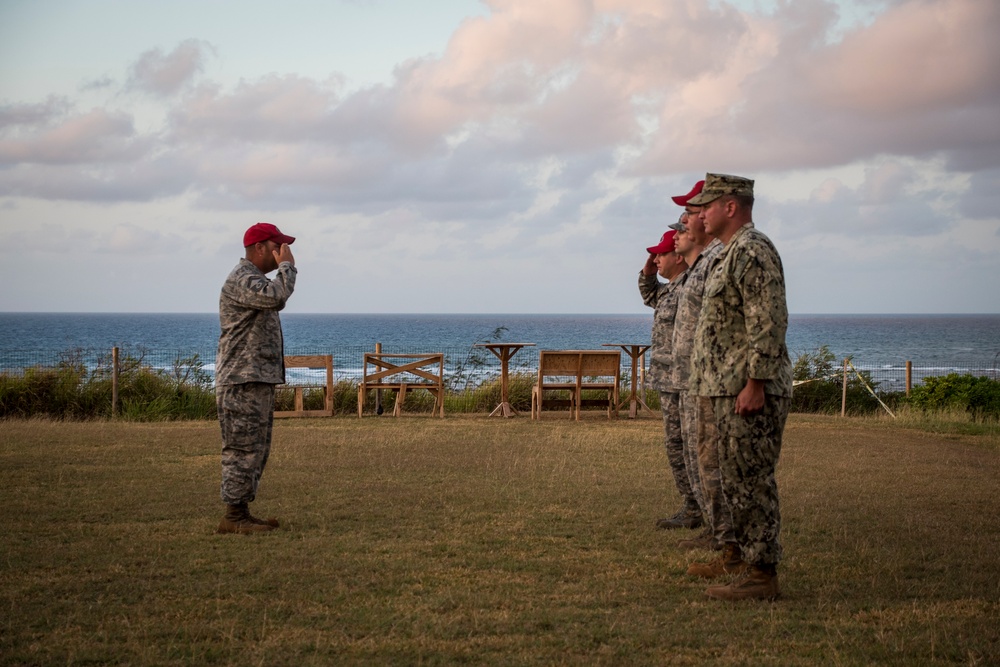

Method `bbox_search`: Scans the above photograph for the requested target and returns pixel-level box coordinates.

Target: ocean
[2,313,998,386]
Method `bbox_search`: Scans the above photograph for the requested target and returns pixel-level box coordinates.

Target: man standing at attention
[687,174,793,600]
[215,223,297,534]
[668,182,732,554]
[639,228,703,531]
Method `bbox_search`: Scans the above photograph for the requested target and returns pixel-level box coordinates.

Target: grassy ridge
[1,414,998,665]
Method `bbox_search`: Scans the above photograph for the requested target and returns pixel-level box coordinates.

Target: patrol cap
[646,229,678,255]
[244,222,296,247]
[668,212,687,233]
[686,173,754,206]
[671,180,704,206]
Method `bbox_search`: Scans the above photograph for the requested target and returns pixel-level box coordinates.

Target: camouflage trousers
[217,382,276,506]
[711,394,790,566]
[690,395,734,544]
[659,391,702,513]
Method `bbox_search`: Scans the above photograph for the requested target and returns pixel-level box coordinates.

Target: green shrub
[790,346,899,415]
[0,350,216,421]
[906,374,1000,421]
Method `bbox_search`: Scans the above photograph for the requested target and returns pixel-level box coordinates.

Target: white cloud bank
[0,0,998,313]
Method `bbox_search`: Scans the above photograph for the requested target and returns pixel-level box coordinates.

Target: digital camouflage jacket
[216,258,297,386]
[639,269,686,392]
[670,238,723,391]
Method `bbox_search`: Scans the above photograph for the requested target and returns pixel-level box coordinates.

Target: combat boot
[686,542,748,578]
[705,563,780,601]
[677,528,717,552]
[247,509,280,528]
[656,507,703,530]
[217,503,275,534]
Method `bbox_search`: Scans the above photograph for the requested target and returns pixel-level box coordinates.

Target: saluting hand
[642,253,658,276]
[273,243,295,267]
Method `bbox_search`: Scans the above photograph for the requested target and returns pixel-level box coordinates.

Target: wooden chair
[357,352,445,417]
[531,350,621,420]
[274,354,334,418]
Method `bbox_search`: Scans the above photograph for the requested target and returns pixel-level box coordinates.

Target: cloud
[0,156,191,202]
[0,97,72,128]
[126,39,214,96]
[635,0,1000,174]
[102,223,171,253]
[169,75,344,144]
[960,169,1000,221]
[80,76,116,92]
[7,0,997,218]
[3,0,999,251]
[858,161,915,205]
[0,108,148,165]
[768,158,953,240]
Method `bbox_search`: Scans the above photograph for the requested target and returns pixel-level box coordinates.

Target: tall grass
[1,414,997,665]
[0,351,216,420]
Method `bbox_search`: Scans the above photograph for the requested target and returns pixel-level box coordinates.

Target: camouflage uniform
[639,270,701,517]
[216,257,297,505]
[690,223,792,566]
[672,238,733,545]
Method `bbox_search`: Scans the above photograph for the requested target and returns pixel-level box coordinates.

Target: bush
[906,374,1000,421]
[790,346,900,415]
[0,349,216,421]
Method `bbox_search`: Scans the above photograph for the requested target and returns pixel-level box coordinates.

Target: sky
[1,0,998,315]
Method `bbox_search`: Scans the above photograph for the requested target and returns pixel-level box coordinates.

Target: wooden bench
[274,354,334,418]
[357,352,445,417]
[531,350,621,420]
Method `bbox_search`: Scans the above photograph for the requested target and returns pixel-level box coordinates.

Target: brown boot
[705,564,780,601]
[247,509,280,528]
[677,528,716,552]
[686,542,748,578]
[217,503,275,534]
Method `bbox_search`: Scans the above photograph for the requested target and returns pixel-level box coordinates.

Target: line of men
[640,173,793,601]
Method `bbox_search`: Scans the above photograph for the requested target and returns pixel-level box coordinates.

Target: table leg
[487,347,522,417]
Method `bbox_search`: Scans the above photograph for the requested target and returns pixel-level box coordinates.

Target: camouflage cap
[686,173,754,206]
[668,212,687,232]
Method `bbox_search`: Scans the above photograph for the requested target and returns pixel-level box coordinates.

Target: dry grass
[1,413,998,665]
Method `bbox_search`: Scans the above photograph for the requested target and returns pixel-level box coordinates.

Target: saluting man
[215,223,297,534]
[639,228,704,531]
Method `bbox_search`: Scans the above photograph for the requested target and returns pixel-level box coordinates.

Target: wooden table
[475,343,535,417]
[603,343,654,418]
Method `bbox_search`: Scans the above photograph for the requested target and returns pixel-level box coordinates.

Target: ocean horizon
[2,311,997,359]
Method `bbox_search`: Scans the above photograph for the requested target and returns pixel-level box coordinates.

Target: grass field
[1,413,998,665]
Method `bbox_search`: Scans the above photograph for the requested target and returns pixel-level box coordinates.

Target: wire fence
[2,345,998,392]
[851,362,1000,392]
